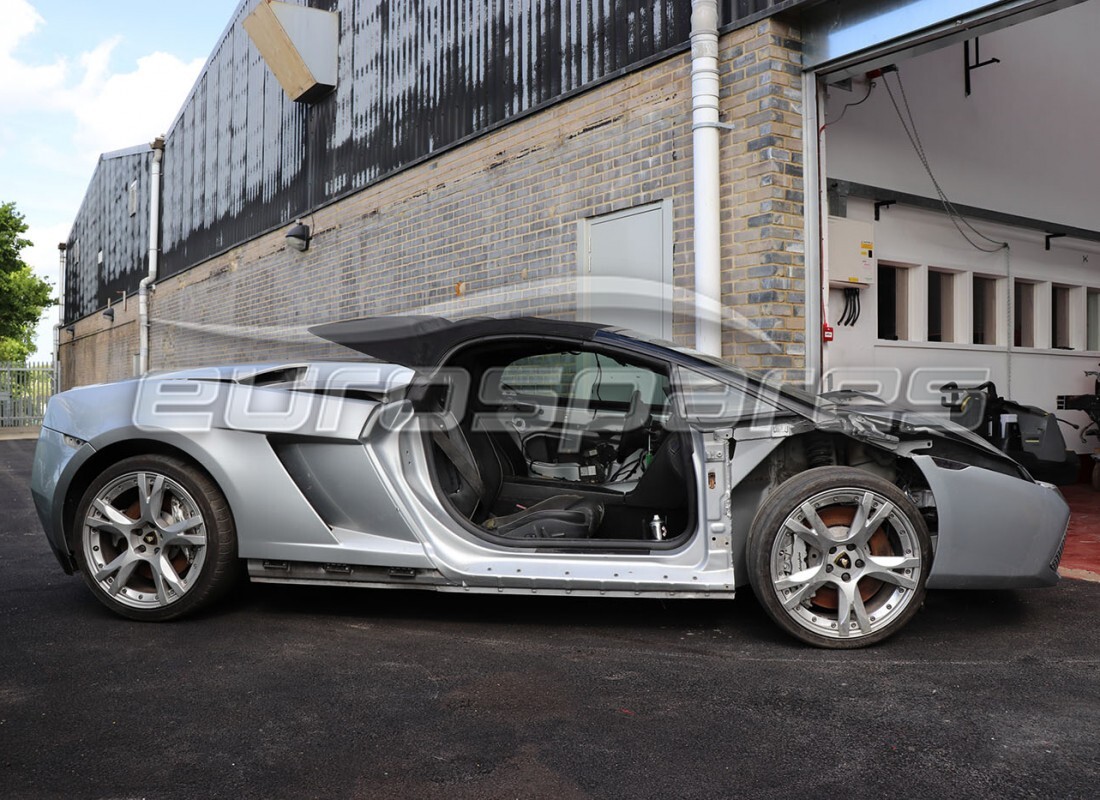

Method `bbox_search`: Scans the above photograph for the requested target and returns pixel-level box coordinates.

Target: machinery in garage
[941,381,1080,486]
[1058,365,1100,489]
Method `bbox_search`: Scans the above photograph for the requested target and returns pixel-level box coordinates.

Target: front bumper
[30,426,94,574]
[914,455,1070,590]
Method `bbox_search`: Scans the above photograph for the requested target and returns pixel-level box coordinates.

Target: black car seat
[624,425,692,510]
[429,411,604,539]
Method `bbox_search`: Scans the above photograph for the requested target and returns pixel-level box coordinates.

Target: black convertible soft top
[309,315,612,369]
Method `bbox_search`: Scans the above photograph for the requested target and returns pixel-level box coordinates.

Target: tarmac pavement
[2,438,1098,799]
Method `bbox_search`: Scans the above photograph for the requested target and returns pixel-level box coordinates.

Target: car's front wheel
[747,467,931,648]
[73,454,237,621]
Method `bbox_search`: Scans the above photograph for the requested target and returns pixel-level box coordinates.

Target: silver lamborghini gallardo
[31,317,1070,648]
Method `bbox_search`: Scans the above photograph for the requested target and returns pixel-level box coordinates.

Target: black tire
[1091,461,1100,492]
[72,454,237,621]
[747,466,931,649]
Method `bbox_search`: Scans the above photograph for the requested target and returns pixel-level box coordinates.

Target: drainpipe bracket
[692,121,736,131]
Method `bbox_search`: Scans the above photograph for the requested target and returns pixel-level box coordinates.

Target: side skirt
[246,559,736,599]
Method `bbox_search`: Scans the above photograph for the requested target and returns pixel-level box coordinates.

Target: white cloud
[0,0,67,108]
[24,220,68,285]
[0,0,209,358]
[0,0,39,50]
[67,48,205,162]
[0,0,205,165]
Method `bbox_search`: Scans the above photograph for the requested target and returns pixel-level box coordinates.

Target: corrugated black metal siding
[160,4,311,275]
[158,0,692,279]
[64,148,152,323]
[721,0,820,26]
[64,0,813,322]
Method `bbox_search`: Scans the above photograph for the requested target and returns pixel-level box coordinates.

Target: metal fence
[0,362,55,427]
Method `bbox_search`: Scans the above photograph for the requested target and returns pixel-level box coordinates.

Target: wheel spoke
[775,565,830,610]
[85,514,125,535]
[863,554,919,589]
[93,551,125,582]
[780,581,828,611]
[90,499,138,534]
[137,473,166,522]
[160,515,205,545]
[836,583,873,637]
[867,553,921,571]
[786,503,832,548]
[151,571,169,605]
[151,555,186,605]
[164,532,205,549]
[853,500,894,546]
[848,492,873,541]
[96,552,139,596]
[109,560,139,596]
[775,564,822,589]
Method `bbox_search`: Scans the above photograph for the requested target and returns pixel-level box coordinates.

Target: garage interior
[813,0,1099,449]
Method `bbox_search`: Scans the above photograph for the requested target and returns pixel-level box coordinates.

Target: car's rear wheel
[747,467,931,649]
[73,454,237,621]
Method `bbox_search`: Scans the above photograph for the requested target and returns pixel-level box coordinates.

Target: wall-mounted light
[102,307,115,322]
[65,326,75,337]
[286,221,311,252]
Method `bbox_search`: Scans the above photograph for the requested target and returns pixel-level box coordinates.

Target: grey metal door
[578,200,673,340]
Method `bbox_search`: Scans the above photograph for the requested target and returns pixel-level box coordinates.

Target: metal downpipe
[54,242,66,389]
[690,0,723,357]
[803,72,824,389]
[139,137,165,376]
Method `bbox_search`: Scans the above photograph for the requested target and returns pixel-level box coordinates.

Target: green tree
[0,201,57,363]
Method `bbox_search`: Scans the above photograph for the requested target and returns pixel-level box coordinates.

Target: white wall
[823,0,1100,231]
[824,198,1100,452]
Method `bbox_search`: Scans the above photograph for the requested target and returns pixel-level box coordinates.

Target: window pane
[1088,290,1100,351]
[675,365,759,422]
[499,353,577,399]
[878,264,907,340]
[1014,281,1034,348]
[928,270,954,343]
[973,276,997,345]
[1052,286,1072,349]
[495,351,667,407]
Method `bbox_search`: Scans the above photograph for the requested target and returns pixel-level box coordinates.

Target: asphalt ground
[2,438,1099,799]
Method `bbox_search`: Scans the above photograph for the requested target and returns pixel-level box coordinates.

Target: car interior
[419,339,697,546]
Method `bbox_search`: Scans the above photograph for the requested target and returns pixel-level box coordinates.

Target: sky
[0,0,241,360]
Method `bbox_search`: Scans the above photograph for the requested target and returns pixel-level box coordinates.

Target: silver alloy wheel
[82,471,208,609]
[768,486,922,640]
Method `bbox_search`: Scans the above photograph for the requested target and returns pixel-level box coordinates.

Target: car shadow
[224,578,773,636]
[205,573,1087,655]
